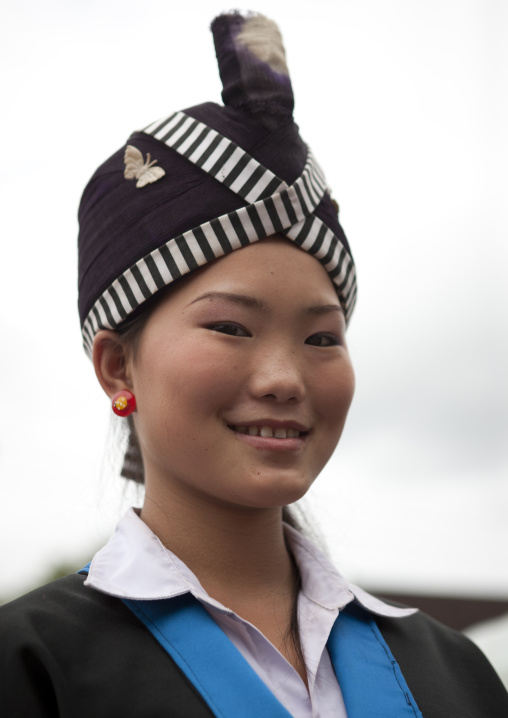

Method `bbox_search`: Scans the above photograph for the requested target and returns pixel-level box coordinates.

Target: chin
[235,469,316,508]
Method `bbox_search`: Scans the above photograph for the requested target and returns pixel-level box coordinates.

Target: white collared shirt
[85,509,416,718]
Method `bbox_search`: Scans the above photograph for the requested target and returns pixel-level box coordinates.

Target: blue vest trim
[329,603,424,718]
[123,594,292,718]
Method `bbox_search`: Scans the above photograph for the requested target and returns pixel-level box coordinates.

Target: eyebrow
[188,291,343,316]
[306,304,344,316]
[188,291,267,310]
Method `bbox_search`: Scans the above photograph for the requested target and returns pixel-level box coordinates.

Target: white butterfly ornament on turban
[124,145,166,188]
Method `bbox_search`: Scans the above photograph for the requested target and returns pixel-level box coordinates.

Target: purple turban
[78,12,356,356]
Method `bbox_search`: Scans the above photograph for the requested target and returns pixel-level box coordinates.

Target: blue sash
[80,564,422,717]
[328,603,423,718]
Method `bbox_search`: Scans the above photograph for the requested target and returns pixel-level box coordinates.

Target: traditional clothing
[82,509,416,717]
[1,509,507,717]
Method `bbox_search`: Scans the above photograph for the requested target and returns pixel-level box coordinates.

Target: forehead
[169,237,339,305]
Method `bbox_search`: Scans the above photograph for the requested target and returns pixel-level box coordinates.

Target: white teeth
[233,425,302,439]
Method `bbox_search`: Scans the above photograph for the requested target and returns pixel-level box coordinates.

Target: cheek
[175,343,244,409]
[316,362,355,429]
[136,336,243,427]
[311,368,355,478]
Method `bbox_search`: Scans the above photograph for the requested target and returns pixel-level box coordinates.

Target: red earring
[112,390,136,417]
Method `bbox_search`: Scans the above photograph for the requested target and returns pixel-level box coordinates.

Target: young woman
[1,12,507,718]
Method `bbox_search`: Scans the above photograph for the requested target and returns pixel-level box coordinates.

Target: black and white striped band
[81,112,356,356]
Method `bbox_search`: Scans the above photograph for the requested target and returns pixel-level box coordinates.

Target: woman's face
[128,237,355,511]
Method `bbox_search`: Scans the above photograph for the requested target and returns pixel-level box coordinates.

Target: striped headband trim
[82,113,356,356]
[143,111,289,204]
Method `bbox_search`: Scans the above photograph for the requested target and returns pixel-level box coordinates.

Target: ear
[93,330,133,400]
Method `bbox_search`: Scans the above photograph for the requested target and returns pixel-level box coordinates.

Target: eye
[208,322,250,337]
[305,333,340,347]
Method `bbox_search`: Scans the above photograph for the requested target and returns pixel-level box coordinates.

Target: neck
[140,484,295,603]
[140,478,307,688]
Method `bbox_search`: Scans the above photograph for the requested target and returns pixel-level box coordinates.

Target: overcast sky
[1,0,507,601]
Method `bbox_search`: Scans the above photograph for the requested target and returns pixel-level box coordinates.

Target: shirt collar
[85,508,416,619]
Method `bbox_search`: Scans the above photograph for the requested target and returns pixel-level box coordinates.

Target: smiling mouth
[228,425,305,439]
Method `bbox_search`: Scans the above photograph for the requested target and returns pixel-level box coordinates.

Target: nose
[249,346,305,404]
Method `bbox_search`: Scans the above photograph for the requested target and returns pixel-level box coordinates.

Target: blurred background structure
[1,0,506,686]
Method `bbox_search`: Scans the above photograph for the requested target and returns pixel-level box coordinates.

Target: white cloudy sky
[0,0,506,601]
